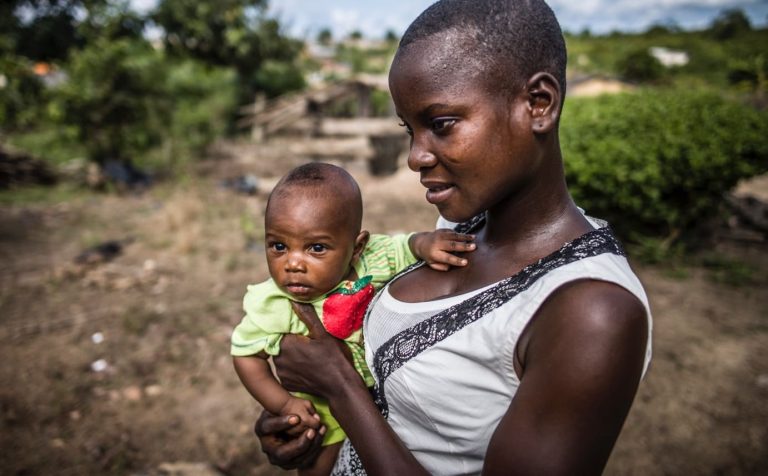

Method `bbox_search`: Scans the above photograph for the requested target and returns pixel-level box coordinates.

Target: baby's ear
[352,231,370,261]
[526,72,562,134]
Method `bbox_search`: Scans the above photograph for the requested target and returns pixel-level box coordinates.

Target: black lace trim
[371,219,625,417]
[331,440,366,476]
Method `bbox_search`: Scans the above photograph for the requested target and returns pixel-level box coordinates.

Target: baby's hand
[410,229,476,271]
[279,396,321,437]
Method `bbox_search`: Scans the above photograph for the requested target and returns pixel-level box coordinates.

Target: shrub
[162,60,237,165]
[51,37,170,164]
[561,89,768,243]
[616,48,664,83]
[0,55,46,130]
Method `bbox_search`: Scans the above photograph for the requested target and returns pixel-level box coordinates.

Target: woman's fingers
[255,410,300,436]
[290,301,329,339]
[254,411,325,469]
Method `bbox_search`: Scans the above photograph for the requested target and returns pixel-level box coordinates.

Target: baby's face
[264,193,358,302]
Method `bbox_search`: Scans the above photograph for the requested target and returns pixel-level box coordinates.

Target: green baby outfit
[231,233,417,445]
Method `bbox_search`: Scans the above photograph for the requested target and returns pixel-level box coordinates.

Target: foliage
[0,55,46,129]
[565,11,768,92]
[152,0,304,103]
[0,0,91,61]
[317,28,332,45]
[251,59,305,99]
[616,48,664,83]
[709,8,752,40]
[159,59,238,166]
[561,90,768,243]
[384,29,399,44]
[51,36,170,164]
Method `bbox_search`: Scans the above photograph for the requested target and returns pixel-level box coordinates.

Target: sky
[130,0,768,39]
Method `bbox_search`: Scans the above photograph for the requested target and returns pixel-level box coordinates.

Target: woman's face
[388,39,542,224]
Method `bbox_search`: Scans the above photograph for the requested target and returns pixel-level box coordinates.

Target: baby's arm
[409,229,476,271]
[233,354,320,433]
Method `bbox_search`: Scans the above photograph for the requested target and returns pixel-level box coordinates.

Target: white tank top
[334,218,653,476]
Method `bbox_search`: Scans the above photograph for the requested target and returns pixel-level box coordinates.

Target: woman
[253,1,651,474]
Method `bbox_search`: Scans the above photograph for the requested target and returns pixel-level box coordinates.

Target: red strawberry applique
[322,275,374,340]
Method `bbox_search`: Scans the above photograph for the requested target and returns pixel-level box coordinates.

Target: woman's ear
[352,230,370,263]
[526,72,562,134]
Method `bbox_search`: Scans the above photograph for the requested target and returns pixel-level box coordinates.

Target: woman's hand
[254,411,325,470]
[271,303,429,475]
[272,301,361,399]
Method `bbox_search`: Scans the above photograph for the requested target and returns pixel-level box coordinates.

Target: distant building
[568,75,634,97]
[649,47,689,67]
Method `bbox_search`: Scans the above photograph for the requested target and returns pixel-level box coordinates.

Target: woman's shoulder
[522,278,648,373]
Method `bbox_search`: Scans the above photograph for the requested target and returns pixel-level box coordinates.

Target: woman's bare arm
[483,280,648,475]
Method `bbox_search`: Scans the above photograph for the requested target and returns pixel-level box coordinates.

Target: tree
[0,0,100,61]
[0,0,144,60]
[384,29,398,43]
[152,0,304,102]
[710,8,752,40]
[317,27,332,45]
[53,36,170,164]
[348,30,362,41]
[616,49,664,83]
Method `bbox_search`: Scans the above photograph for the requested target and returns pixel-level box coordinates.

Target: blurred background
[1,1,767,475]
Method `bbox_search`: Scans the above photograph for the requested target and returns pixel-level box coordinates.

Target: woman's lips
[423,182,455,205]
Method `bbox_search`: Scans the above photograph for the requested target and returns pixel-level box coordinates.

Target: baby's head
[264,163,368,302]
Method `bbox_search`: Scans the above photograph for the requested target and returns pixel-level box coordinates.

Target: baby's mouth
[284,283,312,295]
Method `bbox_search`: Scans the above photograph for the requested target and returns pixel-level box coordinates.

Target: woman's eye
[398,121,413,136]
[310,244,326,253]
[431,118,456,134]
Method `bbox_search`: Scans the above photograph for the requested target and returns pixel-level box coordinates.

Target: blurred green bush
[616,49,665,83]
[561,89,768,243]
[52,37,170,165]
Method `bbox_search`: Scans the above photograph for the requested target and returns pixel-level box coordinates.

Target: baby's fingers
[431,250,470,268]
[449,231,476,242]
[441,238,476,253]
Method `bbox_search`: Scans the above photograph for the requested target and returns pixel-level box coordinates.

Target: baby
[231,162,475,475]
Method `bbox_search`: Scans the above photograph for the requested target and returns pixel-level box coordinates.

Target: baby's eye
[270,242,287,252]
[398,121,413,137]
[309,244,327,253]
[431,118,456,134]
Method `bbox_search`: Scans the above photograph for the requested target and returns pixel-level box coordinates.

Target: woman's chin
[436,206,476,225]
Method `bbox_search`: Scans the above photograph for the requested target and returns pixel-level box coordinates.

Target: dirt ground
[1,153,766,476]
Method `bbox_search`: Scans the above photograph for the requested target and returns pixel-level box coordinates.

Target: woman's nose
[407,135,438,172]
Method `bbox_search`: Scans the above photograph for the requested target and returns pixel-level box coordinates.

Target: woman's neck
[481,165,591,261]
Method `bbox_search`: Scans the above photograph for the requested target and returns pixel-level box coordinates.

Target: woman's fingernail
[288,416,299,425]
[319,426,327,435]
[307,429,315,439]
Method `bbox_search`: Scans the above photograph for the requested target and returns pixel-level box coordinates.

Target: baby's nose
[285,253,306,272]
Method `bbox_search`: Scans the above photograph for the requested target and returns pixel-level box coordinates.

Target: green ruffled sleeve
[356,233,418,287]
[230,280,322,357]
